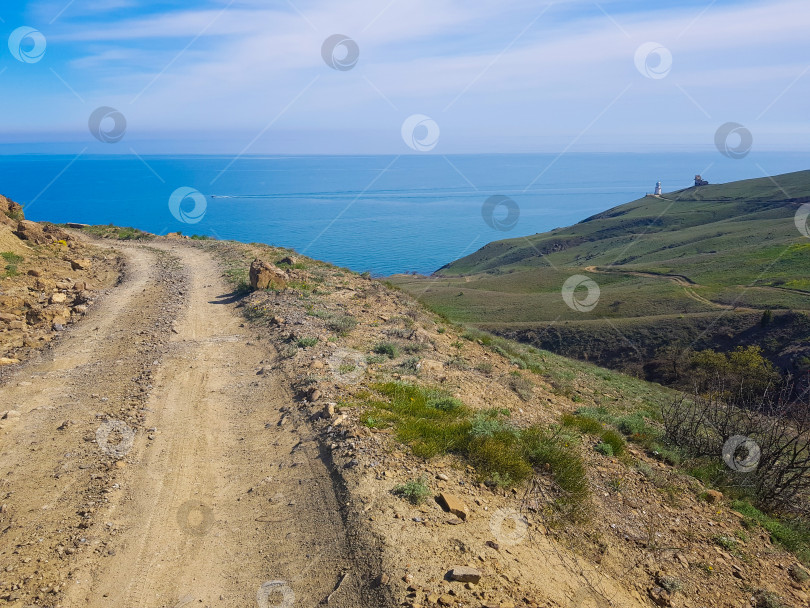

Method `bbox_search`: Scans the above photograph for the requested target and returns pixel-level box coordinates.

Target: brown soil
[0,223,121,367]
[0,239,389,608]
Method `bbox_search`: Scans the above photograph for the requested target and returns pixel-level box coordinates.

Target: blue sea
[2,152,806,275]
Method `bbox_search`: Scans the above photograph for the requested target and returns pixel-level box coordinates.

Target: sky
[0,0,808,154]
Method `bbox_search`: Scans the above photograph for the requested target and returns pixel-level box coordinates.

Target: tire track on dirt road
[0,239,390,608]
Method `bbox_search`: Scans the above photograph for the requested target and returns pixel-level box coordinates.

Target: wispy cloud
[4,0,809,153]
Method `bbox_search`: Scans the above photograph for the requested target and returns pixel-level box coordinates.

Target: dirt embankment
[0,196,122,367]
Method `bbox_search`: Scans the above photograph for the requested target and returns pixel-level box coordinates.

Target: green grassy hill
[391,170,810,381]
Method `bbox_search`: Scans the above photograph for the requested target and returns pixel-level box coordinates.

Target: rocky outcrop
[13,220,49,244]
[0,195,23,227]
[42,224,71,242]
[249,258,287,291]
[12,220,72,245]
[70,258,92,270]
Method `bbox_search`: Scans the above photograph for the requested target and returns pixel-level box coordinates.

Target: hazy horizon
[1,0,808,155]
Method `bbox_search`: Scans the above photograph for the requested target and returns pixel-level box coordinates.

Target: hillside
[0,196,121,367]
[391,170,810,380]
[2,220,810,607]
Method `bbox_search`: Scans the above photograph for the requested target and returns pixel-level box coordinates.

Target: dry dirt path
[582,265,757,312]
[0,240,383,608]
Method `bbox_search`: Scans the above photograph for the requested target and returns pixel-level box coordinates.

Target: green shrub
[373,342,400,359]
[297,337,318,348]
[475,361,493,375]
[393,478,431,505]
[562,413,603,435]
[563,414,624,456]
[427,395,464,412]
[399,356,421,374]
[1,252,23,263]
[521,427,589,505]
[361,382,588,517]
[402,342,427,354]
[4,207,23,221]
[732,499,810,564]
[470,410,515,439]
[789,564,810,583]
[468,432,532,487]
[657,576,682,594]
[595,442,614,457]
[713,535,738,550]
[599,429,625,456]
[81,225,152,240]
[328,315,358,336]
[753,590,785,608]
[616,413,647,436]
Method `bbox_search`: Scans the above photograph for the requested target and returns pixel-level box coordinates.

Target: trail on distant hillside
[582,265,757,311]
[0,239,379,608]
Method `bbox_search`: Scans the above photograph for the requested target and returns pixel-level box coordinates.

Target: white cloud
[9,0,810,151]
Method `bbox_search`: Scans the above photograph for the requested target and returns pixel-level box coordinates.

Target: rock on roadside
[249,259,287,291]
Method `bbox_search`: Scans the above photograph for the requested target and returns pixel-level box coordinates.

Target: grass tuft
[357,382,589,518]
[393,478,431,505]
[373,341,400,359]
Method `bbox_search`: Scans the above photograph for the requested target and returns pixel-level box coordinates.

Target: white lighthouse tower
[654,181,662,196]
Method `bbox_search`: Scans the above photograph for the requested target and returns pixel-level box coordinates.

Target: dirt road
[582,265,756,311]
[0,240,384,608]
